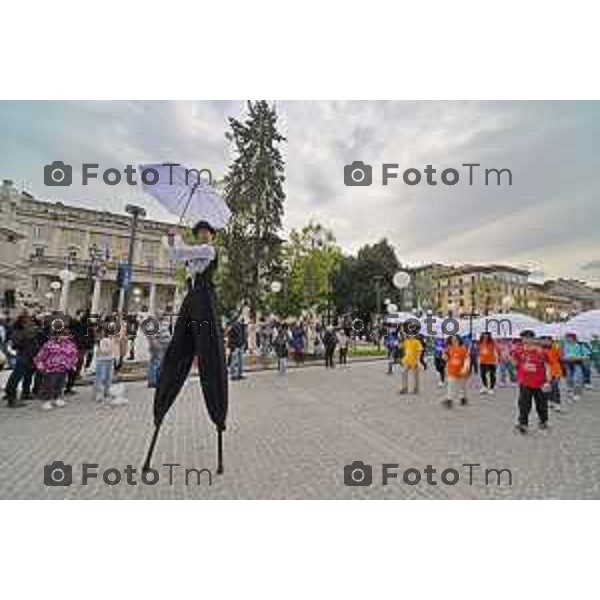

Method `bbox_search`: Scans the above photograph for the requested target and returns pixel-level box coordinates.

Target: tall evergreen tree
[221,101,286,318]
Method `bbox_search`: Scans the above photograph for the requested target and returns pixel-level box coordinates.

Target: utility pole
[119,204,146,314]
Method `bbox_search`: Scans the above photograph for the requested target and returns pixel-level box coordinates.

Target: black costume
[144,233,228,474]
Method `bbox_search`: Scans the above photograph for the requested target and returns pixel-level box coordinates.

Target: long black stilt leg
[216,428,224,475]
[142,424,161,472]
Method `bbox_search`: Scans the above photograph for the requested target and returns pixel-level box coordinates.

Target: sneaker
[53,398,66,408]
[584,384,593,390]
[399,389,408,395]
[479,387,487,394]
[442,399,453,408]
[460,397,468,406]
[516,424,528,434]
[573,394,581,402]
[64,388,77,396]
[487,388,495,396]
[554,404,563,413]
[106,396,128,407]
[539,421,549,430]
[40,401,54,411]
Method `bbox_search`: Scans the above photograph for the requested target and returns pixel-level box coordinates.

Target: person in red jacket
[513,329,551,434]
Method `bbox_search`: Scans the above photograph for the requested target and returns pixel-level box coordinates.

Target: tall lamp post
[119,204,146,314]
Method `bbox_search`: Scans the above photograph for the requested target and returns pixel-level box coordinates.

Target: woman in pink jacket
[34,329,80,411]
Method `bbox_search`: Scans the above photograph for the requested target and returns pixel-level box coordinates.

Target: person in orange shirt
[478,332,498,395]
[545,337,564,412]
[444,335,470,408]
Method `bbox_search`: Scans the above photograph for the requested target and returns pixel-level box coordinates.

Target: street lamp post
[119,204,146,314]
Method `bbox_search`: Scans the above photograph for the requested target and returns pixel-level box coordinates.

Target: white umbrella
[139,163,231,230]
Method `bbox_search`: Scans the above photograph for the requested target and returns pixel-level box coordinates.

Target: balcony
[28,254,175,279]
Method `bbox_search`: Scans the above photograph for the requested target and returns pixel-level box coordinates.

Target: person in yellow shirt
[399,334,423,395]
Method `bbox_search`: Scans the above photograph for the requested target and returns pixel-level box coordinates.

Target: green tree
[333,239,401,315]
[221,101,286,318]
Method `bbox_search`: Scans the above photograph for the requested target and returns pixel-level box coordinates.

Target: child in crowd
[444,335,470,408]
[399,335,422,395]
[34,327,80,411]
[513,330,551,434]
[497,337,517,387]
[273,324,291,375]
[478,332,498,395]
[546,337,564,412]
[94,327,127,406]
[433,336,446,387]
[147,315,172,388]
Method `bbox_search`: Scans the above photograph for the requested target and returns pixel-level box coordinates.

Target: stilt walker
[138,163,231,474]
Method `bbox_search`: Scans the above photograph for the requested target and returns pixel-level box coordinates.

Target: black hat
[192,220,216,236]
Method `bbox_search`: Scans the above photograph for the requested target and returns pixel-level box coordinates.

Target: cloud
[1,100,599,282]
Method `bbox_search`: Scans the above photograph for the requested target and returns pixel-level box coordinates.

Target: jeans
[564,361,583,395]
[95,359,114,399]
[277,356,288,374]
[581,360,591,385]
[229,348,244,379]
[4,356,34,401]
[498,360,516,385]
[549,377,561,404]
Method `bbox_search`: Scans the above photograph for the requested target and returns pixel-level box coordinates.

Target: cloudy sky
[0,100,598,283]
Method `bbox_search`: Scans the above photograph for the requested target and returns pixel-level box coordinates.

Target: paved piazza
[1,361,599,499]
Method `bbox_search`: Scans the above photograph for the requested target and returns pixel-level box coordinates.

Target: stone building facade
[0,179,177,315]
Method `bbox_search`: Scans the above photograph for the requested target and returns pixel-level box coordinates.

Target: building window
[68,248,78,261]
[34,246,45,258]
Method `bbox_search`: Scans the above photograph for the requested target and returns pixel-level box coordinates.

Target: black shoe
[64,389,77,395]
[21,393,33,401]
[443,399,453,408]
[460,397,468,406]
[7,401,27,408]
[539,421,549,430]
[516,424,528,434]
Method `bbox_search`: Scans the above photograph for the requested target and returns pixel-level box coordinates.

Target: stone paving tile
[1,362,599,499]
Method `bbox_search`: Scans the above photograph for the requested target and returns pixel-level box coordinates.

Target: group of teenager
[385,325,599,434]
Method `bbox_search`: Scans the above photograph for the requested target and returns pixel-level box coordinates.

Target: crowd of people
[2,306,599,435]
[0,308,151,410]
[384,323,600,433]
[225,319,351,377]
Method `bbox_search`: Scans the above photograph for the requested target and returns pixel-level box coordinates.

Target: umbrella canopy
[470,312,542,338]
[139,163,231,230]
[561,310,600,340]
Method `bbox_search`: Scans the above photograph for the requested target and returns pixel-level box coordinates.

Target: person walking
[34,324,79,411]
[337,328,349,365]
[513,330,551,433]
[591,335,600,376]
[227,320,245,380]
[273,323,291,375]
[3,312,39,406]
[478,332,498,395]
[433,335,447,388]
[399,335,422,395]
[546,337,564,412]
[562,332,584,402]
[147,314,172,390]
[443,335,470,408]
[323,326,337,368]
[497,337,517,387]
[384,326,400,375]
